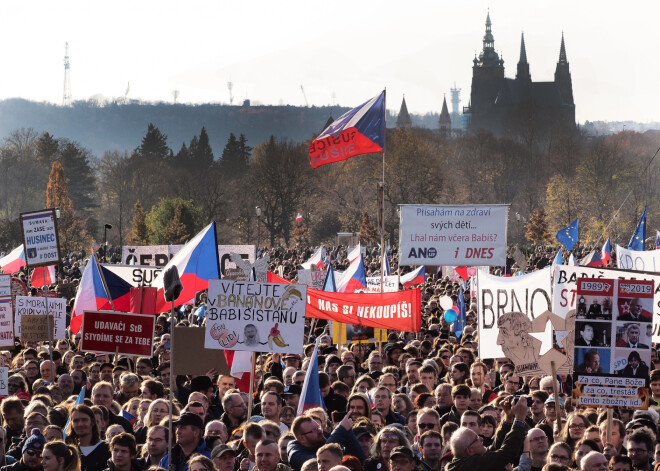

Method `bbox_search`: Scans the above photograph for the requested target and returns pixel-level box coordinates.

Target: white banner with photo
[553,264,660,343]
[476,267,552,359]
[399,204,508,266]
[204,280,307,353]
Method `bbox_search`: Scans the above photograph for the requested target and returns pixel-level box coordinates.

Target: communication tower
[63,42,72,107]
[450,83,461,117]
[227,81,234,105]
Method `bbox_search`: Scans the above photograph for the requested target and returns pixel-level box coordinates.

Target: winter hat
[22,429,46,454]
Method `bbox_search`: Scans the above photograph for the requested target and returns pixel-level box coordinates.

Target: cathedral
[465,12,575,137]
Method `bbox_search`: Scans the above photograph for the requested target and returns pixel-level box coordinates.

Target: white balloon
[440,295,453,310]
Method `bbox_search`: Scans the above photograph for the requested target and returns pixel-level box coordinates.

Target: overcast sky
[1,0,657,123]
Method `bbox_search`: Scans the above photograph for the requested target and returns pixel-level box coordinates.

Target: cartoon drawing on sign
[496,312,536,366]
[282,287,303,310]
[209,324,239,348]
[229,253,270,280]
[268,323,289,349]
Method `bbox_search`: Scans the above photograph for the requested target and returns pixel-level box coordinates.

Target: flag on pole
[569,253,578,266]
[556,218,579,251]
[601,238,612,264]
[296,213,303,222]
[322,265,337,292]
[580,250,603,267]
[0,245,26,274]
[628,206,647,251]
[302,247,326,270]
[31,265,56,288]
[70,257,111,334]
[297,340,326,415]
[401,266,426,288]
[553,251,563,266]
[347,244,361,263]
[225,350,254,392]
[152,222,220,312]
[63,386,86,441]
[310,91,386,168]
[336,256,367,293]
[383,255,392,276]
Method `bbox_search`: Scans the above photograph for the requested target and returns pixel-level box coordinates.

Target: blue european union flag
[556,218,579,251]
[628,206,647,251]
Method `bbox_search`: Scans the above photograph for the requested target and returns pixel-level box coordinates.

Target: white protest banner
[399,204,508,266]
[0,275,10,297]
[102,264,162,287]
[121,245,256,277]
[0,367,7,395]
[20,209,60,267]
[205,280,307,353]
[552,265,660,343]
[14,296,66,340]
[476,267,552,360]
[0,297,13,347]
[365,276,398,293]
[298,268,326,290]
[616,245,660,272]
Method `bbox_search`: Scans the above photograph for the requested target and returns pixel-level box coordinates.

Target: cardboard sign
[15,296,66,340]
[20,209,61,267]
[0,276,10,297]
[21,315,55,342]
[173,326,230,376]
[0,298,14,347]
[205,280,307,353]
[399,204,508,266]
[365,276,399,293]
[80,311,156,356]
[331,321,388,344]
[573,278,652,409]
[297,267,326,290]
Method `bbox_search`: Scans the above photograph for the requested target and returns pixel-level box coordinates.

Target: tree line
[0,123,658,254]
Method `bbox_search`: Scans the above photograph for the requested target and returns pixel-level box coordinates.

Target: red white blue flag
[336,255,367,293]
[601,238,612,264]
[310,91,385,168]
[0,245,26,274]
[31,265,56,288]
[297,340,326,415]
[401,266,425,288]
[152,222,220,312]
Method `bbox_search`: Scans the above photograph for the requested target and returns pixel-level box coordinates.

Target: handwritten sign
[15,296,66,340]
[21,315,55,342]
[0,298,14,347]
[81,311,155,356]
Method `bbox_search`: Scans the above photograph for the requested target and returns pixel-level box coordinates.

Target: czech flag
[297,340,326,415]
[71,256,111,334]
[580,250,603,267]
[347,244,361,263]
[31,265,56,288]
[336,255,367,293]
[226,350,254,393]
[296,212,303,222]
[121,409,137,425]
[322,265,337,292]
[401,266,425,288]
[302,247,326,270]
[310,91,385,168]
[152,222,219,313]
[601,238,612,264]
[0,245,26,274]
[267,272,293,284]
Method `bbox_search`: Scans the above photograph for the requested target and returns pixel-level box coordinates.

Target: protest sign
[306,288,422,332]
[121,245,256,277]
[616,245,660,272]
[20,209,60,268]
[14,296,66,340]
[552,264,660,342]
[173,326,230,375]
[297,267,326,290]
[0,297,14,348]
[81,311,156,356]
[21,315,55,342]
[399,204,508,266]
[331,322,387,344]
[103,264,162,287]
[573,277,651,408]
[0,276,9,297]
[476,268,552,359]
[205,280,307,353]
[365,276,398,293]
[0,367,7,395]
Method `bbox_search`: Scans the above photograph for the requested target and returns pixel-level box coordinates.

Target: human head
[211,444,236,471]
[449,427,485,458]
[373,426,410,461]
[109,432,137,468]
[580,451,608,471]
[316,443,343,471]
[42,440,79,471]
[68,405,100,445]
[347,393,371,421]
[292,416,325,449]
[388,446,416,471]
[626,428,653,469]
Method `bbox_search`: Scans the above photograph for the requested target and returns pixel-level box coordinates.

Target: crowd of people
[0,241,651,471]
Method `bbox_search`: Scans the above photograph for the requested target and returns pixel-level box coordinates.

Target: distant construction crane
[300,85,309,106]
[227,81,234,105]
[172,89,179,103]
[124,82,130,102]
[62,42,72,107]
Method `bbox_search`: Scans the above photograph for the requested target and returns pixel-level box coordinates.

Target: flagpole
[93,253,116,311]
[380,88,387,295]
[247,352,255,418]
[43,266,55,382]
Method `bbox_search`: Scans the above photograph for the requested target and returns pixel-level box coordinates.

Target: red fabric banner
[306,288,422,332]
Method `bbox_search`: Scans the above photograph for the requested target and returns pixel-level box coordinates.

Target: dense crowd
[0,241,648,471]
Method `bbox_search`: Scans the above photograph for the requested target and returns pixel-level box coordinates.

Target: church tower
[516,33,531,83]
[396,96,412,129]
[439,96,452,139]
[554,33,574,105]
